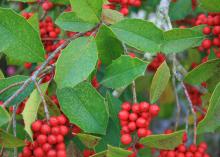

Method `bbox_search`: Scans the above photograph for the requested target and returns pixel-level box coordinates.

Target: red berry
[201,39,212,49]
[203,26,211,35]
[121,102,131,111]
[129,113,138,121]
[40,124,51,134]
[136,117,147,128]
[132,103,140,113]
[33,147,44,157]
[128,122,136,132]
[149,105,160,116]
[57,115,67,125]
[47,149,57,157]
[48,135,57,145]
[121,134,132,145]
[42,143,51,152]
[49,117,58,126]
[32,120,42,132]
[118,110,129,121]
[139,102,150,112]
[137,128,148,138]
[60,125,69,136]
[37,134,47,145]
[57,150,67,157]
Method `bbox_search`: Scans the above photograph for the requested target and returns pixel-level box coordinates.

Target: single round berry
[121,134,132,145]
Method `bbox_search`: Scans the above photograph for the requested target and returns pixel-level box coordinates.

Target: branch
[12,105,18,157]
[181,82,197,144]
[2,23,101,108]
[132,81,137,103]
[34,80,50,121]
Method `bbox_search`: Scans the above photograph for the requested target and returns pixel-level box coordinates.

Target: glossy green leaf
[96,25,123,65]
[162,28,204,54]
[110,19,163,52]
[70,0,103,23]
[0,8,45,63]
[110,19,204,53]
[101,56,148,88]
[57,82,109,135]
[140,130,184,150]
[55,37,98,89]
[150,61,170,103]
[22,83,48,139]
[0,129,25,148]
[0,75,34,106]
[138,148,153,157]
[55,12,96,32]
[76,133,101,149]
[199,0,220,12]
[198,82,220,134]
[184,59,220,85]
[107,145,132,157]
[102,9,124,25]
[0,107,10,127]
[169,0,192,21]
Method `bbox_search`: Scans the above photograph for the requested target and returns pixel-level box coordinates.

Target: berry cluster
[147,53,166,72]
[159,142,210,157]
[118,102,160,145]
[19,115,69,157]
[186,85,202,106]
[104,0,142,16]
[195,13,220,60]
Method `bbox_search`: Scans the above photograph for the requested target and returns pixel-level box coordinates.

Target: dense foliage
[0,0,220,157]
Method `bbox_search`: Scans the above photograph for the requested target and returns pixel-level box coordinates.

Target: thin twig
[132,81,137,104]
[12,105,18,157]
[2,23,101,108]
[0,81,25,95]
[181,82,197,144]
[34,80,50,121]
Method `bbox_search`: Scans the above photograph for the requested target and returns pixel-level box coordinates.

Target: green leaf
[199,0,220,12]
[96,25,123,65]
[140,130,184,150]
[110,19,163,52]
[107,145,132,157]
[92,145,132,157]
[0,107,10,127]
[55,37,98,89]
[184,59,220,85]
[55,12,96,32]
[0,75,34,106]
[0,129,25,148]
[110,19,204,53]
[101,55,148,88]
[57,82,109,135]
[150,61,170,103]
[138,148,153,157]
[102,9,124,25]
[0,8,45,63]
[27,13,39,33]
[162,28,204,54]
[70,0,103,23]
[76,133,101,149]
[198,82,220,134]
[22,83,48,139]
[169,0,192,21]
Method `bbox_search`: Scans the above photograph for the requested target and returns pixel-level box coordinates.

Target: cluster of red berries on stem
[19,115,69,157]
[147,53,166,72]
[195,13,220,60]
[104,0,142,16]
[118,102,160,145]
